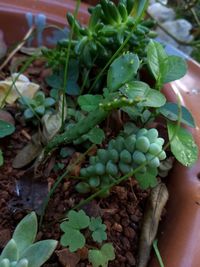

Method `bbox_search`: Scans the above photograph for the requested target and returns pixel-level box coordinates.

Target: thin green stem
[39,144,95,227]
[153,240,165,267]
[61,0,81,129]
[0,55,37,108]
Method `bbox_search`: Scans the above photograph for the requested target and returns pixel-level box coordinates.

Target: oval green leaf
[159,102,195,128]
[0,119,15,138]
[167,122,198,167]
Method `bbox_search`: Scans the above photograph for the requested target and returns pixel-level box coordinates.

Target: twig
[0,26,35,71]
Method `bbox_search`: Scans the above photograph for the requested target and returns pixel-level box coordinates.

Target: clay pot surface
[150,59,200,267]
[1,1,200,267]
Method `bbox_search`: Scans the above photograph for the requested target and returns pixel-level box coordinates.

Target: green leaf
[24,109,34,119]
[78,94,103,112]
[86,128,105,145]
[20,240,57,267]
[135,167,158,189]
[0,120,15,138]
[167,122,198,167]
[162,56,187,84]
[159,102,195,128]
[0,239,18,261]
[147,40,167,82]
[12,212,37,256]
[0,149,3,166]
[107,53,139,91]
[88,243,115,267]
[89,217,107,243]
[44,97,56,107]
[60,227,86,252]
[131,0,149,22]
[35,105,45,115]
[120,81,166,107]
[60,147,75,158]
[60,210,90,252]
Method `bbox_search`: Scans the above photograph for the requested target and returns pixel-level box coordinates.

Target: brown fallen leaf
[138,182,169,267]
[12,133,42,168]
[56,248,80,267]
[0,73,39,107]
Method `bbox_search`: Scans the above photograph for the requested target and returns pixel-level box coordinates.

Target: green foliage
[60,210,114,264]
[19,91,55,122]
[159,102,195,128]
[107,53,139,91]
[0,212,57,267]
[60,210,90,252]
[89,217,107,243]
[147,40,187,88]
[0,119,15,138]
[119,81,166,108]
[45,60,80,96]
[65,107,105,145]
[43,0,155,93]
[76,126,166,194]
[88,243,115,267]
[167,121,198,167]
[78,94,103,112]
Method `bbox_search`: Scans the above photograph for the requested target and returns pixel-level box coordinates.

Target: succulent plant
[76,127,167,194]
[19,91,55,121]
[0,212,57,267]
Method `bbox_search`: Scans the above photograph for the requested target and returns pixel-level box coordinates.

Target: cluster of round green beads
[76,128,166,194]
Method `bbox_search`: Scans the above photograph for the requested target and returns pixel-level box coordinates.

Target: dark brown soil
[0,57,150,267]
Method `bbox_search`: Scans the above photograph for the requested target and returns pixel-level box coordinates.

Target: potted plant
[0,1,200,267]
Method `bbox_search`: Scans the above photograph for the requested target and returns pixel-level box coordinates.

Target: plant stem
[39,144,96,227]
[153,240,165,267]
[61,0,81,129]
[45,109,109,154]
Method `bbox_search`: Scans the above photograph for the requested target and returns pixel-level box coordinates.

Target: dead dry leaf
[56,248,80,267]
[138,183,169,267]
[0,73,39,106]
[12,133,42,168]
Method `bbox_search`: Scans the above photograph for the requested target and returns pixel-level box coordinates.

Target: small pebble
[112,222,123,232]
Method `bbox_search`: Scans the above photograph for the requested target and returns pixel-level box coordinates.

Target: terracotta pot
[0,1,200,266]
[149,59,200,267]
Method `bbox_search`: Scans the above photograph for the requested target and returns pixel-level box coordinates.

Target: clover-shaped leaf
[60,210,90,252]
[88,243,115,267]
[89,217,107,243]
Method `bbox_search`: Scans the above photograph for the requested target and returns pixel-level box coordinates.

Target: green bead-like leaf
[107,53,139,91]
[12,212,37,256]
[88,243,115,267]
[159,102,195,128]
[89,217,107,243]
[78,94,103,112]
[0,120,15,138]
[167,122,198,167]
[20,240,57,267]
